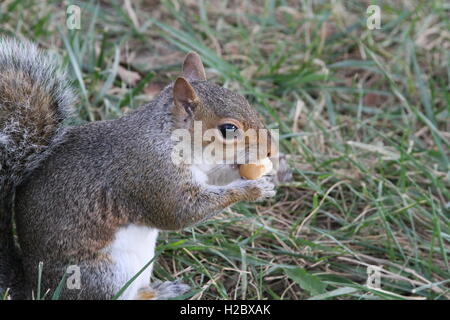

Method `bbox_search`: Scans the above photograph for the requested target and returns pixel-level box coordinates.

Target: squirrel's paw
[233,176,276,201]
[137,279,190,300]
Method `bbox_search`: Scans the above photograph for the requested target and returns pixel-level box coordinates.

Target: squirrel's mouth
[205,164,241,186]
[200,158,274,186]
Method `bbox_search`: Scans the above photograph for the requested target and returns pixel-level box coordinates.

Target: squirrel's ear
[173,77,199,117]
[182,52,207,81]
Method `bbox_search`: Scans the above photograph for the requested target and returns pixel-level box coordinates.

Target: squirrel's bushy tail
[0,38,74,298]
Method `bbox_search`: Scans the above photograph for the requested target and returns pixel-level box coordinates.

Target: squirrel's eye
[218,123,238,139]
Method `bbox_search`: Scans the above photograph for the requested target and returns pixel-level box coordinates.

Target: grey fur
[0,38,74,189]
[0,39,275,299]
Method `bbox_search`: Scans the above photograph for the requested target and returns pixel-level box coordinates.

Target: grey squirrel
[0,38,278,300]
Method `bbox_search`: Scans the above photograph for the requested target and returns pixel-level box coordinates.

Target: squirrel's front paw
[234,177,276,201]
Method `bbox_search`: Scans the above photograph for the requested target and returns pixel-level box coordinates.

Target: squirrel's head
[170,52,277,176]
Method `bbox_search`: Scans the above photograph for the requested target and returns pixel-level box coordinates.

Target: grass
[1,0,449,300]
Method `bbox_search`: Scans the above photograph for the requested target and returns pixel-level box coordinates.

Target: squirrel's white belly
[104,225,159,300]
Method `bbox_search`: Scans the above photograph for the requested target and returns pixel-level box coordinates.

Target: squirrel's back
[0,38,74,298]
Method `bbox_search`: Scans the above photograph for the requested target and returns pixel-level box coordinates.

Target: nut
[239,158,273,180]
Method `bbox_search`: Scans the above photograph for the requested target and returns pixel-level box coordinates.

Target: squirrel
[0,38,278,300]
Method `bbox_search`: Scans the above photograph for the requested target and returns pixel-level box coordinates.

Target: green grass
[1,0,449,300]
